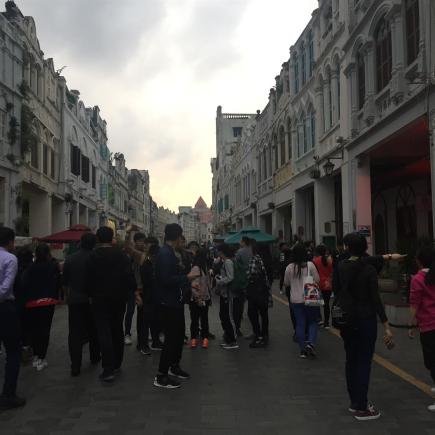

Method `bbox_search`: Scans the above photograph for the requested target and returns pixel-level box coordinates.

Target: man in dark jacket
[87,227,136,382]
[63,232,100,377]
[154,224,199,389]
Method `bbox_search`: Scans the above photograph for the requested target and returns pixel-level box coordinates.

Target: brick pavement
[1,283,434,435]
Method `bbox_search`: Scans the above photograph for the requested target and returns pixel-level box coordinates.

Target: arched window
[273,134,279,170]
[279,126,286,166]
[356,48,365,110]
[267,144,272,176]
[301,43,306,86]
[305,107,316,151]
[406,0,420,65]
[310,110,316,150]
[375,16,392,92]
[308,30,314,76]
[297,115,304,157]
[294,53,299,93]
[335,59,341,119]
[286,118,292,160]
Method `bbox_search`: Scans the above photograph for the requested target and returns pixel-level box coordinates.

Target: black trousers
[322,291,332,326]
[232,296,244,331]
[0,301,21,397]
[158,305,185,375]
[285,287,297,332]
[68,303,100,371]
[420,329,435,383]
[341,316,377,411]
[92,299,126,373]
[137,303,161,348]
[247,298,269,339]
[27,305,55,359]
[219,297,237,343]
[189,303,209,339]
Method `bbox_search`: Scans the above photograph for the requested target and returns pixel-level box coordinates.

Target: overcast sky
[20,0,318,211]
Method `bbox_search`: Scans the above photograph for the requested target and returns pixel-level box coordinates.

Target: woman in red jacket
[313,245,333,329]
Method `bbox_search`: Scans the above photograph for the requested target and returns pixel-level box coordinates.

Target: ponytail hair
[315,244,328,267]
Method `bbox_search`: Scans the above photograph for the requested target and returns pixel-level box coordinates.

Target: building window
[268,145,272,177]
[287,119,292,160]
[0,111,5,141]
[375,16,392,92]
[279,126,286,166]
[297,120,304,157]
[224,194,229,210]
[30,140,39,169]
[357,48,366,110]
[70,144,81,176]
[50,149,55,178]
[273,135,278,170]
[232,127,242,138]
[310,111,316,150]
[406,0,420,65]
[92,165,96,189]
[301,44,306,86]
[294,53,299,93]
[262,149,267,180]
[336,64,341,118]
[81,155,90,182]
[309,31,314,76]
[43,144,48,175]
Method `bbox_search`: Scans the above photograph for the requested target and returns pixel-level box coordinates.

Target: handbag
[303,265,324,306]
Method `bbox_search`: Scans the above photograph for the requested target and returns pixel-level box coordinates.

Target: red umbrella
[40,224,92,243]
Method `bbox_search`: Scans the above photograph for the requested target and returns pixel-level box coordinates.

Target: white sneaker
[430,386,435,393]
[124,335,133,345]
[428,403,435,412]
[36,359,48,371]
[32,357,40,368]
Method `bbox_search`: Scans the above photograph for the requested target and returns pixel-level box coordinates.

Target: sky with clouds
[19,0,318,212]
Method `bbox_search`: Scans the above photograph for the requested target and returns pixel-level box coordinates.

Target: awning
[224,227,276,244]
[40,224,91,243]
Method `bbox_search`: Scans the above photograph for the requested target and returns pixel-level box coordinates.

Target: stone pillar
[340,160,353,236]
[388,4,405,103]
[344,62,358,135]
[331,69,340,125]
[314,177,336,245]
[315,85,324,136]
[363,41,376,125]
[323,78,332,130]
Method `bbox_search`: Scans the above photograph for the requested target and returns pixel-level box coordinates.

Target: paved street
[1,283,434,435]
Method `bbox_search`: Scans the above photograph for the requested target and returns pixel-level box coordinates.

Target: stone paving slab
[0,282,434,434]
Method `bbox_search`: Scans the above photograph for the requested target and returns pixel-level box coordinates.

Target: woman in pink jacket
[409,246,435,411]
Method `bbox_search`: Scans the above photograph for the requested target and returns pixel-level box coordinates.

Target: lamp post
[323,159,335,176]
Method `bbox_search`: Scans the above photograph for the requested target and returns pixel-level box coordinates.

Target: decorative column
[331,67,339,124]
[344,62,358,135]
[363,40,376,125]
[315,83,324,137]
[323,77,332,130]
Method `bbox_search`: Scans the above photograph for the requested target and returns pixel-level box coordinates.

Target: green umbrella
[213,230,237,242]
[224,227,276,244]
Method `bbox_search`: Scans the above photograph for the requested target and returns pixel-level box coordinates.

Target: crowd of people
[0,224,435,422]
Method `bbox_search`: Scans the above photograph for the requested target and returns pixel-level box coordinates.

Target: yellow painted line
[272,293,435,398]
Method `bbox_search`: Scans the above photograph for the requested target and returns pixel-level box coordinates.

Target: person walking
[313,245,334,329]
[335,232,393,421]
[0,227,25,411]
[278,242,291,295]
[24,243,61,372]
[409,246,435,411]
[87,226,136,382]
[283,244,320,358]
[216,244,239,350]
[63,232,100,377]
[153,224,199,389]
[189,249,211,349]
[246,240,270,348]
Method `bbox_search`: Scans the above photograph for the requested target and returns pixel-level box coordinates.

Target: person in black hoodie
[87,227,136,382]
[23,243,61,372]
[336,233,394,421]
[153,224,199,389]
[63,232,100,377]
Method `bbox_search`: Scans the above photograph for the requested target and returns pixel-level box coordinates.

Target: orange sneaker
[191,339,198,348]
[202,338,209,349]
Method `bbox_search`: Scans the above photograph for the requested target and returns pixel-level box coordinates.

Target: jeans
[137,303,161,348]
[247,298,269,339]
[68,303,100,371]
[27,305,55,359]
[322,291,332,326]
[420,329,435,383]
[341,316,377,411]
[291,303,319,352]
[158,305,185,374]
[189,303,210,339]
[0,301,21,397]
[92,299,126,373]
[124,290,136,336]
[219,297,237,343]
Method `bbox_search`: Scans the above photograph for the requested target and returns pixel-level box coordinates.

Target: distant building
[193,196,213,244]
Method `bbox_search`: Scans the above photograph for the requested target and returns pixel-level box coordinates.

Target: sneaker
[428,403,435,412]
[305,343,316,358]
[99,370,115,382]
[36,359,48,371]
[431,387,435,393]
[153,374,181,389]
[191,338,198,349]
[202,338,209,349]
[150,342,164,351]
[249,338,266,348]
[299,351,308,359]
[138,346,152,356]
[0,394,26,410]
[222,342,239,350]
[354,406,381,421]
[169,366,190,380]
[124,335,133,345]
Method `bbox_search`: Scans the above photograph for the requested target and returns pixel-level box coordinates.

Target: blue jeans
[291,303,319,352]
[340,316,377,411]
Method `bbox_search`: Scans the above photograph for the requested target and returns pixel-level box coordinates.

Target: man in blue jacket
[154,224,199,389]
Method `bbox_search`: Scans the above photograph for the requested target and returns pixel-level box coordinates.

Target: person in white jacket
[284,244,320,358]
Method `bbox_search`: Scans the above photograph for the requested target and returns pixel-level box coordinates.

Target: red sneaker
[190,338,198,348]
[202,338,209,349]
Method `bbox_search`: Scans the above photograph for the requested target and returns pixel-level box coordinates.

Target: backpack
[230,257,248,296]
